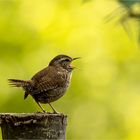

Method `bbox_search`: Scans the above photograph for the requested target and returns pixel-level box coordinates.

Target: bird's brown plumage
[8,54,79,113]
[31,66,71,103]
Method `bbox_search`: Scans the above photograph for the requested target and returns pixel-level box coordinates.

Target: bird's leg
[35,101,46,113]
[48,103,59,114]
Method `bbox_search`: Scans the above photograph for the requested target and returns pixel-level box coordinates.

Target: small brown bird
[8,55,80,113]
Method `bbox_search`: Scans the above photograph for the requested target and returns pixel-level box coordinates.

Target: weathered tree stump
[0,113,67,139]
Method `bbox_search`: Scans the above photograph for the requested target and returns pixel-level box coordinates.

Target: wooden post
[0,113,67,139]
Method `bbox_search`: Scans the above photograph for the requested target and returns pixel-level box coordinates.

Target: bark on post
[0,113,67,139]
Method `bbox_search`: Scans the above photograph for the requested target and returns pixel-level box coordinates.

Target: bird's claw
[53,110,60,114]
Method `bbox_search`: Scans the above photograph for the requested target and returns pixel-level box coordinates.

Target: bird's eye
[64,59,70,62]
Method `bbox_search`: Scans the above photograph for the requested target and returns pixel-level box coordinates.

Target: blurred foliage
[0,0,140,139]
[118,0,140,43]
[119,0,139,8]
[105,0,140,43]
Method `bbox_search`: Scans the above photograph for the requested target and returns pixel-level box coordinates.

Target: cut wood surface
[0,112,67,139]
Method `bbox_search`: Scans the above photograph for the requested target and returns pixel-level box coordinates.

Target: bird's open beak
[72,57,81,61]
[71,57,80,69]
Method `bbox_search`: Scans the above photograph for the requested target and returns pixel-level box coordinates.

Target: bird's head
[49,54,80,72]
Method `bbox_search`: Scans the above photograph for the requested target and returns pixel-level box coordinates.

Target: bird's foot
[43,110,47,113]
[48,103,60,114]
[53,110,60,114]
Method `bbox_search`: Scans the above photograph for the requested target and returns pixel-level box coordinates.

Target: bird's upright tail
[8,79,30,87]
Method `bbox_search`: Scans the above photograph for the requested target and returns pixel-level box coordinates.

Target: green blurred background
[0,0,140,139]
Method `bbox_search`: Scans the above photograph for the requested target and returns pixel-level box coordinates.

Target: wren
[8,54,80,113]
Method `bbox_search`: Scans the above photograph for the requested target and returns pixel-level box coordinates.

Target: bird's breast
[58,71,72,88]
